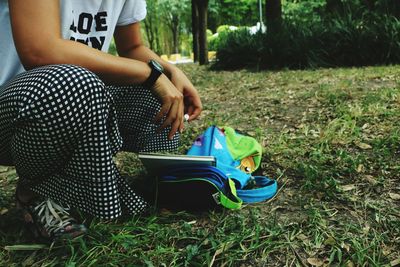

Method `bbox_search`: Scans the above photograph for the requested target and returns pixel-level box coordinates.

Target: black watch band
[142,60,164,89]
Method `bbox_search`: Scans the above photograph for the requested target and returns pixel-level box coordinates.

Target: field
[1,64,399,266]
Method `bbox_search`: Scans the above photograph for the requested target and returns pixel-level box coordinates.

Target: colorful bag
[187,126,277,203]
[157,126,277,211]
[157,165,243,211]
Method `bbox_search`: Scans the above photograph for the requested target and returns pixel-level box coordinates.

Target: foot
[16,197,87,242]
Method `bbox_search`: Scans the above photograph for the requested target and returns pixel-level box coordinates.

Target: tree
[265,0,282,30]
[159,0,191,54]
[192,0,200,62]
[143,0,161,53]
[192,0,209,65]
[208,0,260,30]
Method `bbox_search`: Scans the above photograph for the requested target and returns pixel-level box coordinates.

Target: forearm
[21,39,150,86]
[118,44,178,79]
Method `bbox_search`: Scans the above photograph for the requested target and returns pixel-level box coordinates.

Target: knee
[36,64,109,111]
[21,65,111,124]
[43,64,105,96]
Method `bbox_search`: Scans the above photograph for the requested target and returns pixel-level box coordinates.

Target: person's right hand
[151,74,184,140]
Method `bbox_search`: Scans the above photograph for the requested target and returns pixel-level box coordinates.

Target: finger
[168,97,184,139]
[178,101,185,133]
[189,107,202,121]
[154,103,171,124]
[188,98,202,120]
[185,105,194,119]
[166,103,182,140]
[169,116,181,140]
[187,105,194,115]
[159,100,179,134]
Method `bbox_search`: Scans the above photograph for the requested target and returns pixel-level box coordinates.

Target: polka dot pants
[0,65,180,219]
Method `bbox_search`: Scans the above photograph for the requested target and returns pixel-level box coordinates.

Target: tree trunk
[154,28,161,54]
[197,0,209,65]
[395,0,400,18]
[265,0,282,31]
[171,16,180,54]
[191,0,199,63]
[144,19,155,51]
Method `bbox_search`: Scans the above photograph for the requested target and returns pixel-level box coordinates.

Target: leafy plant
[213,14,400,70]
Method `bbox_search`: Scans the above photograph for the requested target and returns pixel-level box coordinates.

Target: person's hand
[169,68,202,122]
[151,74,184,140]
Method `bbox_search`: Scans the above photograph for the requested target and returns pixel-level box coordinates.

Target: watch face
[150,60,164,72]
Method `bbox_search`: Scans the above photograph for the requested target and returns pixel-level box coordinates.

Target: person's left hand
[169,67,202,124]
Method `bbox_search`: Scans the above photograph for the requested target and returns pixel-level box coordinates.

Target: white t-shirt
[0,0,146,86]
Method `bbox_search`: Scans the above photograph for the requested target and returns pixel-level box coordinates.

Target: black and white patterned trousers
[0,65,180,219]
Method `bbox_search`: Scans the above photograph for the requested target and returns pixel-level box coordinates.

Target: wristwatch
[142,60,164,89]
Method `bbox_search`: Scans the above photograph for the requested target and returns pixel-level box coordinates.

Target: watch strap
[142,62,163,89]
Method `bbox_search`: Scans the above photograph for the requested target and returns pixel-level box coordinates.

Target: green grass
[1,64,399,266]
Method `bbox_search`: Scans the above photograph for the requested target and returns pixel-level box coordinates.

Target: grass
[1,64,399,266]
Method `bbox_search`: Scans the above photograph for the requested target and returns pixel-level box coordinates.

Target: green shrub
[283,0,325,26]
[208,26,237,51]
[318,14,400,67]
[213,29,265,69]
[208,34,219,51]
[216,25,233,34]
[213,15,400,70]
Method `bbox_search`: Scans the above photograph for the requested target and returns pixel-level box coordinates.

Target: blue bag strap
[236,176,278,203]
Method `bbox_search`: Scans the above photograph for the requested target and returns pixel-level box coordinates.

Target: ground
[1,64,399,266]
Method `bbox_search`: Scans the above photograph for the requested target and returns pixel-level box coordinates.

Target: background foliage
[213,0,400,69]
[141,0,400,70]
[143,0,265,56]
[214,14,400,70]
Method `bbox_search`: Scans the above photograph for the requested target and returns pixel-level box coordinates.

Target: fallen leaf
[349,210,359,218]
[390,258,400,267]
[363,224,370,234]
[346,261,355,267]
[247,131,256,136]
[297,233,309,242]
[341,184,356,191]
[364,175,378,185]
[0,166,8,173]
[324,236,336,246]
[0,208,8,215]
[382,244,392,256]
[5,244,47,251]
[389,193,400,200]
[307,258,324,267]
[356,164,364,173]
[355,142,372,150]
[341,243,351,252]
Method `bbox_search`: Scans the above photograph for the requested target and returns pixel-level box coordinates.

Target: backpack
[156,126,278,211]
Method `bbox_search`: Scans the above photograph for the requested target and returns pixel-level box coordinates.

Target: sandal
[16,196,88,243]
